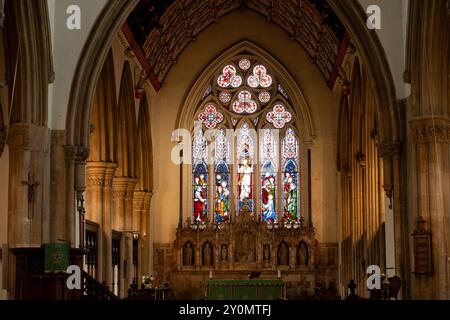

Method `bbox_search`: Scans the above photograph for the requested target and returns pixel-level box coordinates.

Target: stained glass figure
[215,162,230,223]
[266,104,292,129]
[193,162,208,223]
[261,161,277,223]
[237,124,254,215]
[198,105,224,129]
[217,65,242,88]
[247,65,273,88]
[282,129,299,224]
[232,91,258,114]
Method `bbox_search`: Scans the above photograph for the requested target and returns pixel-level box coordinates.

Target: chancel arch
[60,0,405,301]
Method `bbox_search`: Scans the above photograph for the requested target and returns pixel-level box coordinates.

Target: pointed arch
[337,95,351,173]
[177,41,315,145]
[88,50,117,162]
[136,95,153,192]
[4,0,53,126]
[116,62,137,178]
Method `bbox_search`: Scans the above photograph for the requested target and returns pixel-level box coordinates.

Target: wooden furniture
[205,279,285,300]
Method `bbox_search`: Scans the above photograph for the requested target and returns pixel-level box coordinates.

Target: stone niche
[167,212,339,300]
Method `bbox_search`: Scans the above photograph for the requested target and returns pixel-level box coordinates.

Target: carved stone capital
[410,117,450,144]
[378,141,401,159]
[112,177,136,200]
[85,162,117,188]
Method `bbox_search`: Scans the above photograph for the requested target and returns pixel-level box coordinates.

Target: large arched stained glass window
[192,56,301,228]
[282,128,300,224]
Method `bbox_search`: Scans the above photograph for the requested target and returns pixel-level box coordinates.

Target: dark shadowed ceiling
[123,0,349,91]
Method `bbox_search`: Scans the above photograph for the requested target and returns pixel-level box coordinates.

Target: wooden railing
[82,271,119,301]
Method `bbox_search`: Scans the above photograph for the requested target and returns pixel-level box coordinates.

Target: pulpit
[205,279,285,300]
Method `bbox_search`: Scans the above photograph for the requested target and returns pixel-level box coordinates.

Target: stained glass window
[192,127,208,224]
[232,91,258,114]
[214,129,231,223]
[192,57,300,228]
[217,65,242,88]
[259,91,271,104]
[247,65,273,88]
[260,129,278,223]
[282,128,299,224]
[237,124,254,215]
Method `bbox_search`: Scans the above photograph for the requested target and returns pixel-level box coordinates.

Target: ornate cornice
[410,117,450,144]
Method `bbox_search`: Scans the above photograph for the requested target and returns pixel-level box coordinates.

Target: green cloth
[205,280,284,300]
[44,243,70,273]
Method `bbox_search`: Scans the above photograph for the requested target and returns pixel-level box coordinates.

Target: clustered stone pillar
[85,162,117,284]
[112,177,137,297]
[410,118,450,299]
[133,191,152,282]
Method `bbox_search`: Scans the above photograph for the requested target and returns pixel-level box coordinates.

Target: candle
[209,270,213,279]
[277,270,281,279]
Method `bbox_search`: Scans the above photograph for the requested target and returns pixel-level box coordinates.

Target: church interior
[0,0,449,300]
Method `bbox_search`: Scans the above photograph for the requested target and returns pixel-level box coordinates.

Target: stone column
[8,123,50,248]
[134,191,152,281]
[112,177,136,296]
[410,117,450,299]
[103,164,117,288]
[85,162,117,284]
[125,179,137,288]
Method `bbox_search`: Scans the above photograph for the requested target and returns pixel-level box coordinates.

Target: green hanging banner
[44,243,70,273]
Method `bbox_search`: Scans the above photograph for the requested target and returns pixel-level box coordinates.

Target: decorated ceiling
[123,0,349,91]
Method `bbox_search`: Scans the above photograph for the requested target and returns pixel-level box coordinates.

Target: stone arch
[4,0,53,126]
[136,95,153,192]
[116,61,137,178]
[66,0,398,150]
[177,41,315,146]
[88,50,118,163]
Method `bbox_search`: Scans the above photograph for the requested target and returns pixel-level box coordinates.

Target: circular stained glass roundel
[232,91,258,114]
[219,92,232,104]
[259,92,271,104]
[239,59,251,70]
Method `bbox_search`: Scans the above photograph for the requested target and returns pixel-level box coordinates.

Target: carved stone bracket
[378,141,401,159]
[65,145,89,164]
[410,117,450,144]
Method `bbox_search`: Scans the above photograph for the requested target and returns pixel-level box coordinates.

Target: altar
[205,279,285,300]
